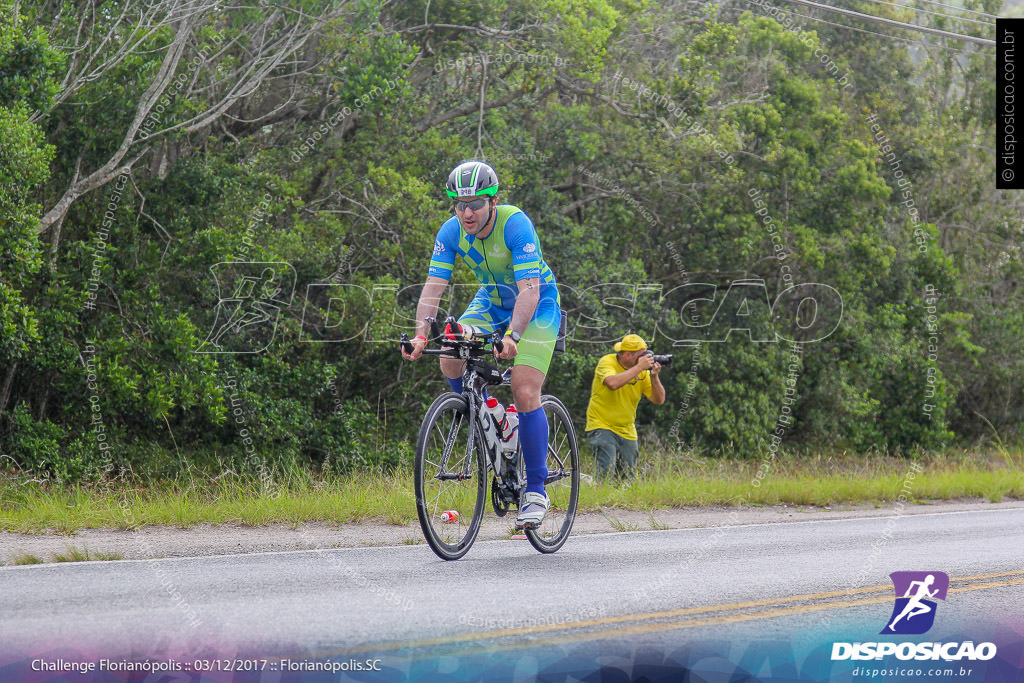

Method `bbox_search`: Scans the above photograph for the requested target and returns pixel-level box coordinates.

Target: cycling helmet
[446,161,499,198]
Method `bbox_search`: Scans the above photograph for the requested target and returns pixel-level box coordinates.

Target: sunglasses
[453,198,490,212]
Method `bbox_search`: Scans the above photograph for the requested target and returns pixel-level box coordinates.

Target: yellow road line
[335,584,893,654]
[949,577,1024,594]
[954,569,1024,582]
[408,576,1024,660]
[328,571,1024,658]
[517,576,1024,650]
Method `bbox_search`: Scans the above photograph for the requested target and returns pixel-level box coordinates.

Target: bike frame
[402,320,524,492]
[405,315,580,558]
[460,361,525,495]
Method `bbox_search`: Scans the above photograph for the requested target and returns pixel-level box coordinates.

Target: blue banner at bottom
[2,620,1021,683]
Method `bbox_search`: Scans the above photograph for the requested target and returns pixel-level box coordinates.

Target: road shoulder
[3,499,1022,565]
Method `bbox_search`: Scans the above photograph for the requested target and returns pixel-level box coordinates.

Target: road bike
[401,317,580,561]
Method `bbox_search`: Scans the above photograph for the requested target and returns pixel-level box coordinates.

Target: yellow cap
[613,334,648,352]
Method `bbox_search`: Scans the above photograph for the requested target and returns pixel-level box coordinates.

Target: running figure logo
[195,262,296,354]
[881,571,949,635]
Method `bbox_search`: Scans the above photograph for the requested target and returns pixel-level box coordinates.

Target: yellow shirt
[585,353,652,440]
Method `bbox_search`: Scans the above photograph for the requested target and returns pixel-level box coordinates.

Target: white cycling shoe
[516,491,550,529]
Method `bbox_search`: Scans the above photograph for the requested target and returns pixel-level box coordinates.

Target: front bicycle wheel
[414,392,488,560]
[526,395,580,553]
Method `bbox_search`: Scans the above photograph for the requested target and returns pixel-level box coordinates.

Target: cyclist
[402,161,561,529]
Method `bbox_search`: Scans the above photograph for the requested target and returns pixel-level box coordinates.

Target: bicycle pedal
[515,521,539,530]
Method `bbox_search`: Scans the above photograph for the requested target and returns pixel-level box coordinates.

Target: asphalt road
[2,507,1022,681]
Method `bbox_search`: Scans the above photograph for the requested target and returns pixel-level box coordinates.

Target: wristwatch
[505,329,522,344]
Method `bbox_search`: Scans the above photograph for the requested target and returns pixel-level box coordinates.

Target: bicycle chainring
[491,477,510,517]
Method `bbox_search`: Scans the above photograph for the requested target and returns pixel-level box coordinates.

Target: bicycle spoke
[547,442,566,469]
[555,431,567,454]
[415,393,487,560]
[525,397,579,553]
[434,413,463,472]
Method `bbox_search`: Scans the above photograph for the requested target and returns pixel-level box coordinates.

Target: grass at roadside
[9,547,123,565]
[52,546,124,562]
[0,451,1021,534]
[11,551,44,565]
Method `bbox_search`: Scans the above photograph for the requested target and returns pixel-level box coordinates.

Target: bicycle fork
[434,399,477,481]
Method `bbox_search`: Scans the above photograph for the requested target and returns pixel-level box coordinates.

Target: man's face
[619,349,647,368]
[453,195,493,234]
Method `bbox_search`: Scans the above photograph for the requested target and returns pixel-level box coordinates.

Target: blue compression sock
[446,377,485,399]
[519,406,549,495]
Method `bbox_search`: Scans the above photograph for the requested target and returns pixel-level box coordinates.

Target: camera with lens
[642,350,673,366]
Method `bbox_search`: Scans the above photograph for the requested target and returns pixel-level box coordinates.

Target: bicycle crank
[491,477,511,517]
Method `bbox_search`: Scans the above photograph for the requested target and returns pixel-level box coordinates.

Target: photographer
[585,334,667,481]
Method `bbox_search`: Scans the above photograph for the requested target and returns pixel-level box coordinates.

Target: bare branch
[414,89,522,132]
[38,13,192,235]
[554,74,653,118]
[43,0,210,117]
[399,22,542,38]
[559,192,618,215]
[38,4,349,241]
[475,50,487,158]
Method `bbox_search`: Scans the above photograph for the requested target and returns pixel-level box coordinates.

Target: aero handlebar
[400,316,505,358]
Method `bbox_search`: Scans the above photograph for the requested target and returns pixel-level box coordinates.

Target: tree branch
[38,13,194,235]
[399,22,541,38]
[414,89,521,132]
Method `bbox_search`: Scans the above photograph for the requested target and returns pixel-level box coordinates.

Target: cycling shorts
[458,288,561,376]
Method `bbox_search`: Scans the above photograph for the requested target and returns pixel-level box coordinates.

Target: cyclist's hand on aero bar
[496,336,518,361]
[402,335,427,361]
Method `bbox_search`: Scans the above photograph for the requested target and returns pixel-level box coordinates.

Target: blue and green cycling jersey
[428,205,559,308]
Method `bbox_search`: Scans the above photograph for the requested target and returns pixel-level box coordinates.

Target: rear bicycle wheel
[526,395,580,553]
[414,392,488,560]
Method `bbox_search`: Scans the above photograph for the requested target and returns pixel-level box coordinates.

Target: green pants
[588,428,640,480]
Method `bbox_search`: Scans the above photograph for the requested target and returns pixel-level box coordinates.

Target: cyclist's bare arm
[414,276,449,337]
[402,276,448,360]
[509,277,540,335]
[497,277,540,359]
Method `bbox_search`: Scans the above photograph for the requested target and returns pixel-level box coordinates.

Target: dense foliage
[0,0,1016,481]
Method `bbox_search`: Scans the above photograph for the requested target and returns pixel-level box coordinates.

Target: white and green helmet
[446,161,499,198]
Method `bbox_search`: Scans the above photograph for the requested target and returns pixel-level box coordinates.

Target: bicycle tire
[414,392,488,560]
[526,394,580,553]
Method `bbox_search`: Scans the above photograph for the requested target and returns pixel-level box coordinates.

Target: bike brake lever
[427,317,442,342]
[399,332,414,355]
[443,316,460,341]
[492,332,504,355]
